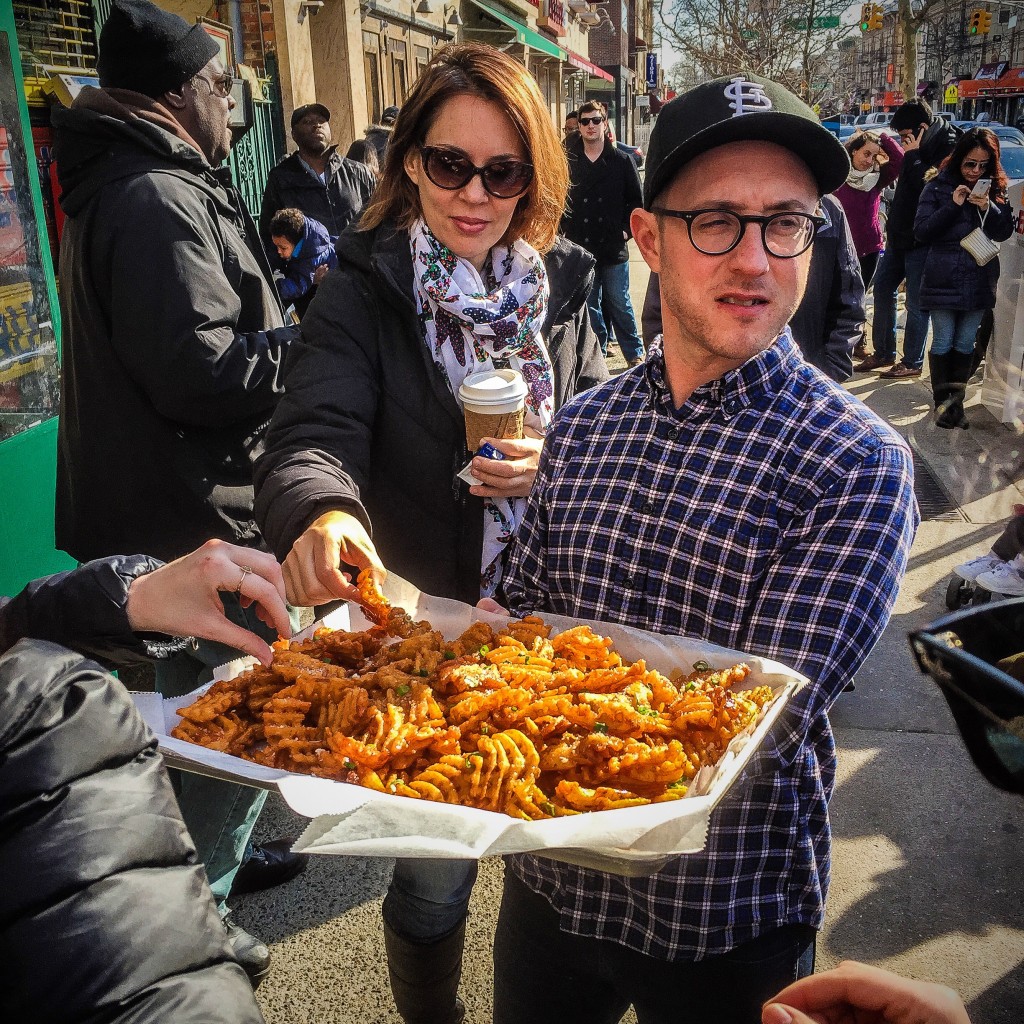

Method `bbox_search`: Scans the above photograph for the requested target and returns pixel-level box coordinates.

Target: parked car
[999,143,1024,184]
[614,140,644,168]
[854,111,894,127]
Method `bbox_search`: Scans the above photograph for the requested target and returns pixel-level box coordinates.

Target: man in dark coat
[52,0,300,983]
[259,102,375,256]
[856,99,960,378]
[364,103,399,164]
[561,99,646,367]
[641,194,865,383]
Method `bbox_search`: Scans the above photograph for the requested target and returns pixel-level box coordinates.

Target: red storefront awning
[979,67,1024,95]
[959,78,984,98]
[566,50,614,83]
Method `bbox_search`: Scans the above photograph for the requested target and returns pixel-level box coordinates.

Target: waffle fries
[171,608,775,819]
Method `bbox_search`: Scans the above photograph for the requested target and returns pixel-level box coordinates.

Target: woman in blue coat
[915,128,1014,428]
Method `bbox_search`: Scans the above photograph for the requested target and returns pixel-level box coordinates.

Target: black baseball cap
[291,103,330,129]
[643,73,850,208]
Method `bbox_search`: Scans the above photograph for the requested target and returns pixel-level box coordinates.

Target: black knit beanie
[98,0,221,98]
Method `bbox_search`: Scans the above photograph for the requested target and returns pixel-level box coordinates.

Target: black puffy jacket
[915,169,1014,311]
[0,559,264,1024]
[254,222,608,604]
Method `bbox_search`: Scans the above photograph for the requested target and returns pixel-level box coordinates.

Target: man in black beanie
[52,0,302,987]
[856,98,960,378]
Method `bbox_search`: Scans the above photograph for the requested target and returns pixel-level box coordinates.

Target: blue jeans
[588,260,645,363]
[871,246,930,369]
[493,871,816,1024]
[383,857,479,941]
[929,308,985,356]
[156,592,280,910]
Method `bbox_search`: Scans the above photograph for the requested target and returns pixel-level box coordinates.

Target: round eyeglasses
[651,207,826,259]
[418,146,534,199]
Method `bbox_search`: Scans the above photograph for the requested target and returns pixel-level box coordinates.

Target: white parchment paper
[134,576,806,875]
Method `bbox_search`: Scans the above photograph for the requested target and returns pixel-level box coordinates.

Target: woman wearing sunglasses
[253,43,605,1024]
[915,127,1013,429]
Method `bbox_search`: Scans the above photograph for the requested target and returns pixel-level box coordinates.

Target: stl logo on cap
[724,76,774,117]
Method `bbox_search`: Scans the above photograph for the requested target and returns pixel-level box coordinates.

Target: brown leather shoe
[854,354,895,372]
[853,341,869,361]
[879,362,922,379]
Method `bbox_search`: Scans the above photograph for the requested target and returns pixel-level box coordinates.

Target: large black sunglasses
[651,207,826,259]
[418,146,533,199]
[910,598,1024,795]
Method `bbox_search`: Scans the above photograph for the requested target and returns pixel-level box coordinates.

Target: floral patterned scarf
[410,218,553,597]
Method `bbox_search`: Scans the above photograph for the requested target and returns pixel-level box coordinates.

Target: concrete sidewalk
[240,258,1024,1023]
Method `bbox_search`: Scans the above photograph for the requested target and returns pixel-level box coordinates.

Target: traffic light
[869,5,884,29]
[860,3,871,31]
[969,8,992,34]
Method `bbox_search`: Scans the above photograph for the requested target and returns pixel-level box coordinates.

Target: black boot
[928,351,957,428]
[384,919,467,1024]
[944,350,974,429]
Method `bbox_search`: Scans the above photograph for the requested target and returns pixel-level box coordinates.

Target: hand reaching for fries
[282,509,386,608]
[468,427,545,499]
[125,539,291,665]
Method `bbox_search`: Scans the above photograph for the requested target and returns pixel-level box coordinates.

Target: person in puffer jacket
[0,541,291,1024]
[268,207,339,318]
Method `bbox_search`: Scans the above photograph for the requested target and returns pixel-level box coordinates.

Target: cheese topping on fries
[171,609,775,818]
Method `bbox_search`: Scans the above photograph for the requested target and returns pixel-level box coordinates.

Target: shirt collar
[645,327,803,420]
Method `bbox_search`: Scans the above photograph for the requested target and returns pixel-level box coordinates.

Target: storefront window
[0,32,59,443]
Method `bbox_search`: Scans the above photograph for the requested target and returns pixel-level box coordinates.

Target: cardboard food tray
[132,576,806,877]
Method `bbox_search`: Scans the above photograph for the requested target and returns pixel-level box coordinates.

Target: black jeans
[493,870,816,1024]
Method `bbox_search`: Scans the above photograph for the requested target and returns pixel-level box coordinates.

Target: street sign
[645,52,657,89]
[740,28,759,39]
[789,15,841,30]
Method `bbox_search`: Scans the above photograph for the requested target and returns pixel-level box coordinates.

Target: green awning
[467,0,567,61]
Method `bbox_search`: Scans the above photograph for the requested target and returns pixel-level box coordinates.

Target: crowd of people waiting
[0,1,991,1023]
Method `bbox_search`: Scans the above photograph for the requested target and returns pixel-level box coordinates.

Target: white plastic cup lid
[458,369,528,412]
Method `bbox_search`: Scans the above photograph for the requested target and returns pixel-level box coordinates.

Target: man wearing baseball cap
[259,100,375,260]
[491,73,919,1021]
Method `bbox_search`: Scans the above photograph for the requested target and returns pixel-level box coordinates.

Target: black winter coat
[886,118,961,251]
[561,135,643,265]
[259,148,375,250]
[915,170,1014,311]
[0,560,263,1024]
[254,223,608,604]
[53,90,297,563]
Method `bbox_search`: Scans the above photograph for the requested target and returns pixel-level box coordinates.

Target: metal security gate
[228,61,284,219]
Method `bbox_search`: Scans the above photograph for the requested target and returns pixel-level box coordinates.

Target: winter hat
[643,72,850,207]
[98,0,221,99]
[381,105,400,126]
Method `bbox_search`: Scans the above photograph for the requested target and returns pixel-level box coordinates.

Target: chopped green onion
[636,705,658,717]
[322,657,332,664]
[667,779,688,790]
[444,649,456,660]
[541,801,557,816]
[692,659,711,672]
[343,759,357,772]
[480,723,490,735]
[417,669,430,677]
[686,681,699,692]
[479,645,490,655]
[395,684,411,696]
[593,722,609,734]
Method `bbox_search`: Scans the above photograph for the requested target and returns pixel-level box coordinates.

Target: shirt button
[667,426,680,440]
[723,400,738,415]
[623,576,635,588]
[641,500,655,514]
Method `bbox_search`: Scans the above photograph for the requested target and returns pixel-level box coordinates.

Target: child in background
[269,208,338,318]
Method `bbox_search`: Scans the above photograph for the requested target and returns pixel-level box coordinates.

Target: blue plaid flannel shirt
[504,329,919,961]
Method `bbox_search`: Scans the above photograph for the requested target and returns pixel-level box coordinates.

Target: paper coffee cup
[458,369,528,452]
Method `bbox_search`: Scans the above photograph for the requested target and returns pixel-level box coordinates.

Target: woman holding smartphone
[915,127,1013,429]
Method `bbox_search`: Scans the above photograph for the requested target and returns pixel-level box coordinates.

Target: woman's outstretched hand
[763,960,971,1024]
[125,540,291,665]
[282,509,385,608]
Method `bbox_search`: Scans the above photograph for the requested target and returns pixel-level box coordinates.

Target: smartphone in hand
[971,178,992,198]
